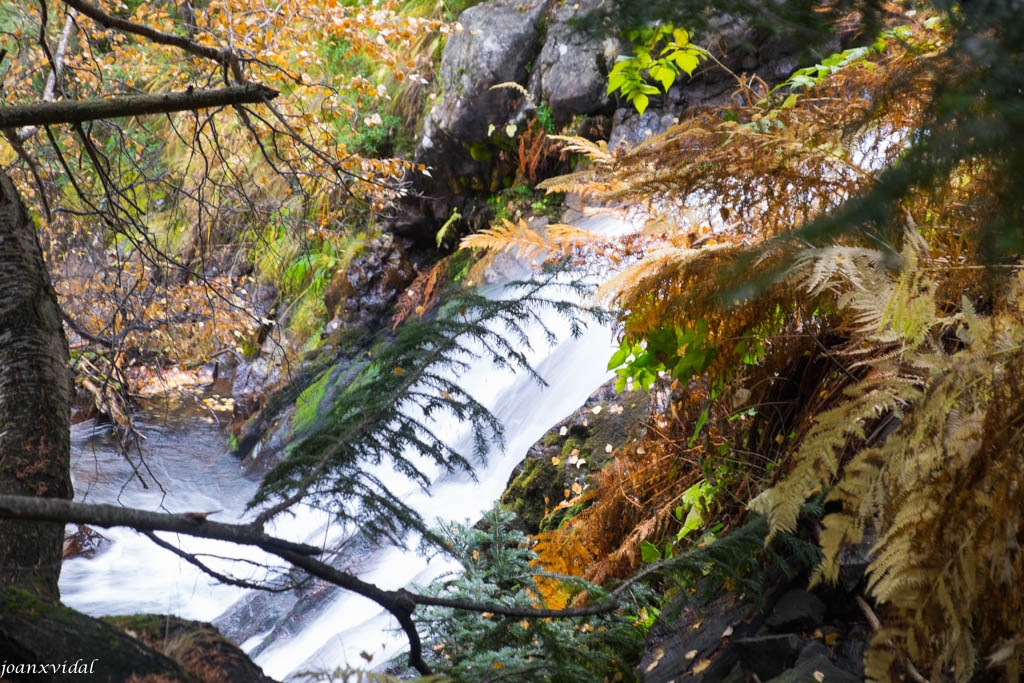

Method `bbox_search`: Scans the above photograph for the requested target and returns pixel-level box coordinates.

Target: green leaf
[649,62,677,91]
[676,505,703,540]
[673,51,701,76]
[782,93,799,109]
[631,92,650,115]
[607,347,629,370]
[607,71,627,94]
[688,407,709,447]
[640,541,661,564]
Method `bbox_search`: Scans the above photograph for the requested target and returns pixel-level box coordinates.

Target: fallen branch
[0,495,317,556]
[0,494,624,675]
[0,85,278,129]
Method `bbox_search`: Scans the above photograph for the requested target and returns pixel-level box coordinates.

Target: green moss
[291,368,333,436]
[500,457,563,534]
[467,142,493,162]
[5,586,45,616]
[103,614,168,635]
[560,436,583,458]
[539,499,589,533]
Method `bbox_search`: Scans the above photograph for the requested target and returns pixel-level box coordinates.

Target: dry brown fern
[459,218,604,263]
[756,236,1024,681]
[392,256,449,331]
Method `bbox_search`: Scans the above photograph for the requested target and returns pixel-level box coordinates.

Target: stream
[60,209,637,680]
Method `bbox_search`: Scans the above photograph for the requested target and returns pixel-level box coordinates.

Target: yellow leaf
[693,659,711,673]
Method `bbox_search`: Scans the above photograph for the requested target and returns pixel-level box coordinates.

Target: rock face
[62,524,110,560]
[425,0,547,145]
[410,0,832,232]
[413,0,548,222]
[323,233,416,331]
[501,379,650,533]
[639,563,872,682]
[529,0,619,123]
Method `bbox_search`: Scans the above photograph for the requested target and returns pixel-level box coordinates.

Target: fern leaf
[460,218,552,261]
[545,134,614,165]
[489,80,532,101]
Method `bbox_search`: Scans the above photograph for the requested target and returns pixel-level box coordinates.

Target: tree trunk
[0,171,72,600]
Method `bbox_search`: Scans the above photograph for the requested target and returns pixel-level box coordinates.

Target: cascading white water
[61,403,268,620]
[60,207,639,681]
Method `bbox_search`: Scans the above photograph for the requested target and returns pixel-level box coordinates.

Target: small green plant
[607,319,717,392]
[535,102,555,133]
[607,24,708,115]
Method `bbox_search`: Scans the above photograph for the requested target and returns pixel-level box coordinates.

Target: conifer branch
[250,277,595,545]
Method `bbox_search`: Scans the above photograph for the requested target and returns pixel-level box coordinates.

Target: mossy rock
[0,587,199,682]
[500,455,563,533]
[104,615,277,682]
[500,379,652,534]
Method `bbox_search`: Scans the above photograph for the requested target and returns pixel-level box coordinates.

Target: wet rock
[323,233,415,331]
[608,108,681,151]
[765,588,827,633]
[501,456,563,533]
[501,378,650,533]
[837,533,873,593]
[63,524,110,560]
[640,592,758,683]
[767,641,860,683]
[833,625,868,678]
[734,633,803,679]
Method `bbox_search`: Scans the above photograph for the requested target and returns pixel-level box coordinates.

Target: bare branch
[0,493,629,676]
[14,7,77,143]
[58,0,226,68]
[0,495,320,556]
[141,531,292,593]
[0,85,278,129]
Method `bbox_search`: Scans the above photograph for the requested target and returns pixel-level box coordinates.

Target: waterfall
[60,206,638,681]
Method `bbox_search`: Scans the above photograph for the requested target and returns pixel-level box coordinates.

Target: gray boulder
[420,0,548,150]
[530,0,620,123]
